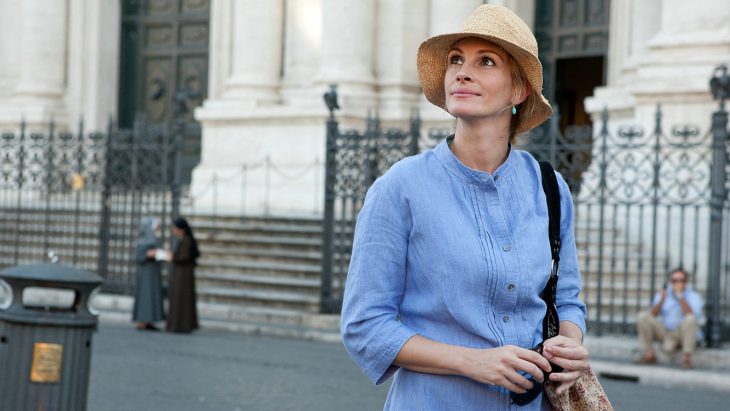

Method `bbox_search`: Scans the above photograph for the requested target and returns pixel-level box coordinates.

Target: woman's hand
[542,335,589,395]
[462,345,552,394]
[146,248,156,258]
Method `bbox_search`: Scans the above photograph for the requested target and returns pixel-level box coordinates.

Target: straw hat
[417,4,552,134]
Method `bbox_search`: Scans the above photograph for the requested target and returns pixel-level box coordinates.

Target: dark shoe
[145,324,160,331]
[681,354,693,369]
[635,354,657,365]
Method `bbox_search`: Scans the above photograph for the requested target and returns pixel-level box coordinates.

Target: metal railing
[0,116,182,294]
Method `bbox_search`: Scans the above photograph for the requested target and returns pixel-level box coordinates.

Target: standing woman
[341,5,588,410]
[166,217,200,333]
[133,217,165,330]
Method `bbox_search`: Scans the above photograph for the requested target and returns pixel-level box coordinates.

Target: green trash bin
[0,263,103,411]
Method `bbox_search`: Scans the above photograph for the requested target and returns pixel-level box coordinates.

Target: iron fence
[321,73,730,344]
[320,87,421,312]
[0,116,182,294]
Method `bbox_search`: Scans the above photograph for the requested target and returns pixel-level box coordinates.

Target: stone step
[196,271,320,294]
[198,245,323,265]
[196,286,320,312]
[197,259,320,277]
[190,214,323,228]
[196,231,322,247]
[194,221,324,236]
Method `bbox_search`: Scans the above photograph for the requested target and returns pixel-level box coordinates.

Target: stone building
[0,0,727,215]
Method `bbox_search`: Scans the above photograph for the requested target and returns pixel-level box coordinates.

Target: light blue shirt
[651,286,704,339]
[341,140,587,411]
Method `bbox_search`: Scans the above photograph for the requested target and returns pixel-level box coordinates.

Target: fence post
[171,89,193,220]
[321,84,339,313]
[409,111,421,156]
[44,119,56,256]
[649,105,663,301]
[706,64,730,347]
[594,107,610,335]
[548,104,560,165]
[97,117,114,279]
[13,121,26,265]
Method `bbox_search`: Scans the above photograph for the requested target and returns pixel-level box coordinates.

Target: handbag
[538,161,614,411]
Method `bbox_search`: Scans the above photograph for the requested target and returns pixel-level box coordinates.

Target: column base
[190,104,329,216]
[0,99,69,131]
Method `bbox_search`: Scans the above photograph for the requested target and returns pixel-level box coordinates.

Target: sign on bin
[30,342,64,383]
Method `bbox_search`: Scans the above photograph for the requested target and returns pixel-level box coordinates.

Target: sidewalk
[584,335,730,392]
[92,293,730,392]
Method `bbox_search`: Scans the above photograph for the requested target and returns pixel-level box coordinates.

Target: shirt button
[503,245,511,252]
[494,175,499,181]
[503,316,510,323]
[507,284,515,291]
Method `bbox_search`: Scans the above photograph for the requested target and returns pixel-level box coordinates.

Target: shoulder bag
[538,161,614,411]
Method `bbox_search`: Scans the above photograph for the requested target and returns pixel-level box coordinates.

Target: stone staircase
[183,214,342,339]
[191,215,324,312]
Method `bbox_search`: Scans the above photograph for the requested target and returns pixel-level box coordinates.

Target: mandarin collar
[434,136,515,188]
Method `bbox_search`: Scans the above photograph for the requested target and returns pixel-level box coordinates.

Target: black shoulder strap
[538,161,561,262]
[538,161,562,341]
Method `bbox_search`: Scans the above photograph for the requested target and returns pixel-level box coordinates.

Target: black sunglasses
[509,343,564,406]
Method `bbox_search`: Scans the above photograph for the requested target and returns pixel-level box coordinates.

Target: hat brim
[417,32,552,134]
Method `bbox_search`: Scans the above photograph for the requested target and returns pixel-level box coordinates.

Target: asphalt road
[88,323,728,411]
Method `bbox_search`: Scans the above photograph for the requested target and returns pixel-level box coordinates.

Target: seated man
[636,268,704,369]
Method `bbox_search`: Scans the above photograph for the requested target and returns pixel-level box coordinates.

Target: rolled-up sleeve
[340,176,417,385]
[554,174,587,336]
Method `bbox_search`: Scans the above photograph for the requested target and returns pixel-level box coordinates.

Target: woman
[340,5,588,410]
[133,217,165,330]
[166,217,200,333]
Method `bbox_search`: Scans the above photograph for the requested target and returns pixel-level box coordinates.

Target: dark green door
[119,0,210,184]
[535,0,609,131]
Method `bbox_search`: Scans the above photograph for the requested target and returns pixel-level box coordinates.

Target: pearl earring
[511,106,517,116]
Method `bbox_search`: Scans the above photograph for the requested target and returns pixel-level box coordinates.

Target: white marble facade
[0,0,119,131]
[0,0,727,215]
[586,0,730,123]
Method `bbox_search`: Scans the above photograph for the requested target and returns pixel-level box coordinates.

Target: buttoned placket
[481,176,520,344]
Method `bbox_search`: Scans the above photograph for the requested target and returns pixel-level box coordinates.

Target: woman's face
[443,37,517,121]
[171,226,185,238]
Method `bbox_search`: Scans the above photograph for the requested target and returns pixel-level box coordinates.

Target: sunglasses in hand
[509,343,564,406]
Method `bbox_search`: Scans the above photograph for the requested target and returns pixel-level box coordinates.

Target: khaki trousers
[636,311,698,355]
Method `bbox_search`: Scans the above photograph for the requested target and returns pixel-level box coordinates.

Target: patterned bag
[543,366,613,410]
[538,162,614,411]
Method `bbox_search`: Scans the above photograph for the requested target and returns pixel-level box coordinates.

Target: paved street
[89,323,728,411]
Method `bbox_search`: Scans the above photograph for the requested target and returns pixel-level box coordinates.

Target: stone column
[11,0,68,124]
[375,0,428,120]
[0,1,20,100]
[318,0,376,113]
[429,0,483,36]
[281,0,323,107]
[487,0,535,29]
[65,0,120,131]
[223,0,284,105]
